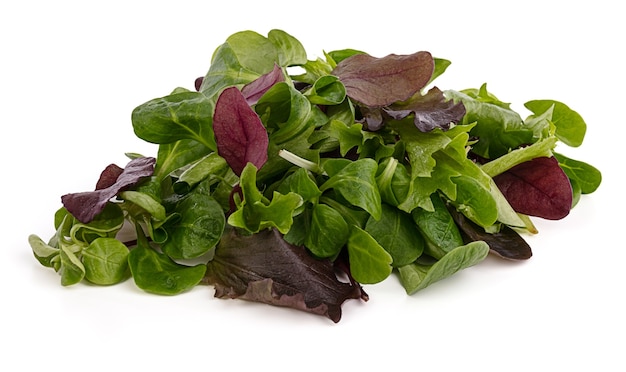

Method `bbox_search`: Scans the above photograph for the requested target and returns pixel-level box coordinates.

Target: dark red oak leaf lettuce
[332,51,434,108]
[493,156,572,220]
[61,157,156,223]
[448,207,532,260]
[94,163,124,190]
[213,86,269,176]
[205,228,366,323]
[384,87,466,132]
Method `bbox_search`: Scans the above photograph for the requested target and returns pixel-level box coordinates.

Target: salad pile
[29,30,602,322]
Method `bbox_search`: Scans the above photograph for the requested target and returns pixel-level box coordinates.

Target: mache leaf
[59,245,85,286]
[525,99,586,147]
[411,193,465,260]
[28,234,60,268]
[305,204,349,259]
[154,139,213,181]
[162,180,225,260]
[267,29,308,67]
[397,241,489,294]
[128,245,207,295]
[320,158,382,220]
[131,92,217,151]
[199,30,279,98]
[554,152,602,194]
[305,75,347,105]
[82,237,130,285]
[365,203,424,267]
[346,226,393,284]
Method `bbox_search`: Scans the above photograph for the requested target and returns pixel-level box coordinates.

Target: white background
[2,1,624,371]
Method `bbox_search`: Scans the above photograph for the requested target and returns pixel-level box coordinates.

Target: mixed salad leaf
[29,29,602,323]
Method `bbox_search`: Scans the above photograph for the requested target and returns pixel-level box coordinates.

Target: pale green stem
[278,149,325,175]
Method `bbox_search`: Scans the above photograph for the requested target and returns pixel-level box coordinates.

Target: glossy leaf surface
[213,86,268,176]
[493,156,572,220]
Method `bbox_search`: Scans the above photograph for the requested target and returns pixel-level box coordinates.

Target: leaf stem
[278,149,325,175]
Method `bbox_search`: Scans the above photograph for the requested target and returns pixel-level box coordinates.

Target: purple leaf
[205,228,366,323]
[493,156,573,220]
[61,157,156,223]
[213,87,269,176]
[449,207,532,260]
[359,106,385,131]
[94,163,124,190]
[384,87,466,132]
[241,63,284,105]
[332,51,434,107]
[194,77,203,92]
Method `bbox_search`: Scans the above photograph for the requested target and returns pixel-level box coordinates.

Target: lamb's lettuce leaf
[398,241,489,294]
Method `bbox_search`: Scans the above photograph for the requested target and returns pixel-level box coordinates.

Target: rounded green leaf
[82,238,130,285]
[131,91,216,150]
[347,226,393,284]
[128,246,206,296]
[70,202,125,244]
[28,234,60,268]
[255,82,312,144]
[163,194,225,260]
[376,157,410,207]
[174,152,229,194]
[398,241,489,295]
[119,191,166,221]
[554,152,602,194]
[306,75,346,105]
[305,204,349,258]
[451,175,498,227]
[276,167,322,203]
[525,100,586,147]
[268,29,307,66]
[320,158,382,220]
[223,30,279,73]
[59,245,85,286]
[411,193,464,260]
[365,204,424,267]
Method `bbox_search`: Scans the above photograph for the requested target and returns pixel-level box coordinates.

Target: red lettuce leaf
[94,163,124,190]
[241,63,284,105]
[493,156,573,220]
[205,228,367,323]
[384,87,466,132]
[358,105,385,131]
[194,77,203,92]
[61,157,156,223]
[332,51,434,107]
[449,207,532,260]
[213,87,269,176]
